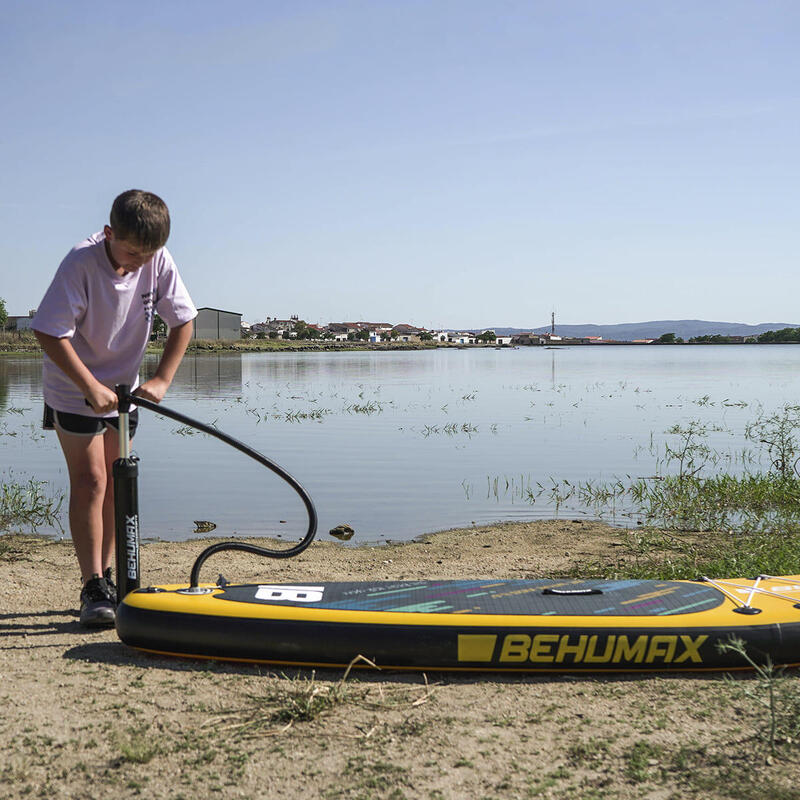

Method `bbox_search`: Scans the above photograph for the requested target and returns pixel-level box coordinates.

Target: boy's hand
[134,320,193,405]
[86,384,118,414]
[135,377,170,404]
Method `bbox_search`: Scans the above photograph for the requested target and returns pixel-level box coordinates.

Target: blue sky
[2,0,798,328]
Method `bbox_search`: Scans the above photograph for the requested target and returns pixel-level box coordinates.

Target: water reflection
[143,352,242,398]
[0,356,40,412]
[0,361,10,413]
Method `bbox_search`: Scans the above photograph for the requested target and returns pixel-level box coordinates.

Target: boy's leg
[101,425,121,572]
[55,428,111,583]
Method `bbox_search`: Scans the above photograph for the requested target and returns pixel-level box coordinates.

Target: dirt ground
[2,520,799,800]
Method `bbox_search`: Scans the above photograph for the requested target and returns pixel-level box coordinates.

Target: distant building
[357,322,393,334]
[392,323,423,334]
[327,323,352,334]
[392,323,425,342]
[192,307,242,340]
[5,310,37,331]
[448,332,477,345]
[512,333,544,346]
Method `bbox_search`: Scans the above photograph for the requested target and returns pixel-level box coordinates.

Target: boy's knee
[72,467,108,499]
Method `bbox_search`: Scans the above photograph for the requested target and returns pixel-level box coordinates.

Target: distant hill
[489,320,800,341]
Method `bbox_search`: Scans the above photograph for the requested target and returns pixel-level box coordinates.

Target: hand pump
[113,384,140,603]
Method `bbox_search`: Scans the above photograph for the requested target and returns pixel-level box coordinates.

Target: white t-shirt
[32,232,197,416]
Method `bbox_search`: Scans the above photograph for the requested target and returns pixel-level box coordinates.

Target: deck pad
[213,579,724,617]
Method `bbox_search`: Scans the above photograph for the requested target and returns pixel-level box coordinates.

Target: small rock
[329,523,355,541]
[193,520,216,533]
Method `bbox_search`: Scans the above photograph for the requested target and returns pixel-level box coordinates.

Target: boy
[32,190,197,627]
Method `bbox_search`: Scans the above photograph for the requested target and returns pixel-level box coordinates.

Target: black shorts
[43,403,139,437]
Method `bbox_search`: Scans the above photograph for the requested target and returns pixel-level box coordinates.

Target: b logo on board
[256,585,325,603]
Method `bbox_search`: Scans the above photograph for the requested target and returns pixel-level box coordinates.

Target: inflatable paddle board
[106,389,800,673]
[116,574,800,672]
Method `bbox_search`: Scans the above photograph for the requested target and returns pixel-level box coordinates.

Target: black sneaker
[79,575,116,628]
[103,567,117,602]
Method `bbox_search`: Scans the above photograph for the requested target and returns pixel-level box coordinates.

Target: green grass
[0,479,64,536]
[537,411,800,579]
[570,481,800,580]
[628,472,800,532]
[473,412,800,582]
[205,659,433,738]
[623,740,665,782]
[116,726,162,765]
[0,332,40,352]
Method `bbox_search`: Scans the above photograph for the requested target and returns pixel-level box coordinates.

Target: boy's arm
[135,320,194,404]
[33,331,118,413]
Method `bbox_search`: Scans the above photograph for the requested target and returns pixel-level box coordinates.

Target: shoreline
[4,337,799,356]
[0,338,466,355]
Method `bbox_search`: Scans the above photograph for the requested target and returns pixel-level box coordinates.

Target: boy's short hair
[109,190,171,251]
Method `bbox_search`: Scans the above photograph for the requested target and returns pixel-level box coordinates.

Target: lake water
[1,345,799,545]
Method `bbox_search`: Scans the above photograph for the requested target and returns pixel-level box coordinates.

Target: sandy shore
[1,520,797,799]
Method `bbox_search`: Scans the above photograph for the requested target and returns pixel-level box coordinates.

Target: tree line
[656,329,800,344]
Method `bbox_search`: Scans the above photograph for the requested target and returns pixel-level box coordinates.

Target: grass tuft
[0,478,64,536]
